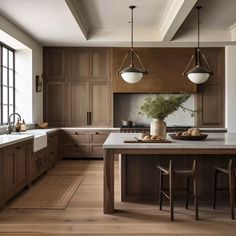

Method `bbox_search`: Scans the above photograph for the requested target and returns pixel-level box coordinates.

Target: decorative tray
[168,133,208,141]
[124,139,172,143]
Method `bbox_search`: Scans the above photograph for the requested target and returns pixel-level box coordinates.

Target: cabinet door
[92,48,111,79]
[3,149,16,200]
[43,48,66,81]
[67,48,91,80]
[44,82,67,127]
[15,147,28,189]
[68,82,90,126]
[197,48,224,127]
[0,151,4,209]
[90,82,111,126]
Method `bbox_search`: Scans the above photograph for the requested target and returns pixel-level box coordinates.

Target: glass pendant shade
[121,72,143,84]
[120,65,144,83]
[187,65,210,84]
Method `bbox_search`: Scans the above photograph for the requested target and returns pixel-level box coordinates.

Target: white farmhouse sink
[6,130,48,152]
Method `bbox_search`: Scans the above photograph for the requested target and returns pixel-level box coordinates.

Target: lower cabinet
[3,140,32,202]
[62,130,110,158]
[0,151,4,210]
[30,148,47,182]
[47,132,59,170]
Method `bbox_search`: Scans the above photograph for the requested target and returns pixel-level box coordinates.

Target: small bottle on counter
[15,118,21,132]
[20,119,26,132]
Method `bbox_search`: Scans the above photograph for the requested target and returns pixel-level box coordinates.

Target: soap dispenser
[20,119,26,132]
[15,118,21,132]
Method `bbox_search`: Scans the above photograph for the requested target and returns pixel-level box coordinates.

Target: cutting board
[124,139,172,143]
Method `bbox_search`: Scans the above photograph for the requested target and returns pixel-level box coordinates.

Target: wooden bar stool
[157,160,198,221]
[213,159,235,219]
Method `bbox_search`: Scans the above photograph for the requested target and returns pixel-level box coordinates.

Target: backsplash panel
[114,94,196,127]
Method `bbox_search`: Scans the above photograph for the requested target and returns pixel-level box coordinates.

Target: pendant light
[117,5,147,84]
[183,6,213,84]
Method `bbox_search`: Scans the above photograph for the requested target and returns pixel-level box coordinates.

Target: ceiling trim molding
[65,0,89,40]
[160,0,197,42]
[229,22,236,41]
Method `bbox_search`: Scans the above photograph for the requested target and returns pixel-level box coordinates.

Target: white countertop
[60,127,120,131]
[103,132,236,149]
[0,128,59,150]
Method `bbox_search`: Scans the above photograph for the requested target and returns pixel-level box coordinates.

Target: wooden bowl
[37,122,48,129]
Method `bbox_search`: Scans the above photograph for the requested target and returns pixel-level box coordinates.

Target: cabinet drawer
[63,144,91,155]
[91,145,103,155]
[90,132,109,143]
[63,133,89,144]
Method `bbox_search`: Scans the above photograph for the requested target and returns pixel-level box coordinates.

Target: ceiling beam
[65,0,89,40]
[160,0,197,42]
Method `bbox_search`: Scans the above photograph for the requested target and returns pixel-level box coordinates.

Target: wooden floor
[0,160,235,236]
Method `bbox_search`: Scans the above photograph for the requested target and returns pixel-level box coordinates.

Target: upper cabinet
[112,48,197,93]
[43,48,66,81]
[67,48,91,80]
[67,48,111,81]
[196,48,225,127]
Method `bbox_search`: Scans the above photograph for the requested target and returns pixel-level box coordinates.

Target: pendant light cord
[196,6,202,65]
[197,7,200,49]
[130,6,134,66]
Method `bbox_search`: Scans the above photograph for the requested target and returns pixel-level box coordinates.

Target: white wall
[225,46,236,133]
[0,14,43,123]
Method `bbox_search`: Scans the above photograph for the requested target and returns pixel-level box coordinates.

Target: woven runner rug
[10,175,84,209]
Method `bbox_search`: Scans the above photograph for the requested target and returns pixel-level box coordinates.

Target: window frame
[0,42,15,125]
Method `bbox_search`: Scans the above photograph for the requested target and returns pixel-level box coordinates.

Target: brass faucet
[8,113,21,134]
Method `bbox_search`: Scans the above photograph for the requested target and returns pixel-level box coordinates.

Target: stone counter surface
[103,132,236,149]
[0,128,59,149]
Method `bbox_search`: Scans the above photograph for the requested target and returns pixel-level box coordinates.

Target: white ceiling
[0,0,236,47]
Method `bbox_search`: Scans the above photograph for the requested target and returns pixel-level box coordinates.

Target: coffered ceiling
[0,0,236,47]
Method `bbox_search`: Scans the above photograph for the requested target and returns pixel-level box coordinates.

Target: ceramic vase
[150,118,166,139]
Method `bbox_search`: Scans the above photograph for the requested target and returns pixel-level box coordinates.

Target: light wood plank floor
[0,160,235,236]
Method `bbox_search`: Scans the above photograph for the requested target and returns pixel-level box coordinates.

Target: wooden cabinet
[67,48,91,80]
[62,129,110,158]
[0,151,4,209]
[44,81,67,127]
[197,48,225,127]
[47,132,59,171]
[30,148,47,182]
[68,82,90,126]
[43,47,66,81]
[68,81,111,126]
[44,47,112,127]
[92,48,111,79]
[90,82,111,126]
[3,140,31,202]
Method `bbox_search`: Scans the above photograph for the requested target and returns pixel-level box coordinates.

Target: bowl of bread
[169,128,208,140]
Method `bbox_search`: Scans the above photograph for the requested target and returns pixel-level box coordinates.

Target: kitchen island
[103,132,236,214]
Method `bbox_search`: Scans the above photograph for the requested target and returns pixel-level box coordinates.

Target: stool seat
[213,159,235,220]
[157,160,198,221]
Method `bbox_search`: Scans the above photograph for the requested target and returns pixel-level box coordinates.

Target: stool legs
[185,177,190,209]
[193,172,199,220]
[213,168,218,209]
[169,161,174,221]
[159,170,163,210]
[229,162,235,220]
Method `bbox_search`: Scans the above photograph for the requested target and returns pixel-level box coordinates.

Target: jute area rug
[10,175,84,209]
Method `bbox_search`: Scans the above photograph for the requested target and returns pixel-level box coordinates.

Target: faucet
[8,113,21,134]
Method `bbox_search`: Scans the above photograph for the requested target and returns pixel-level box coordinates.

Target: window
[0,42,15,125]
